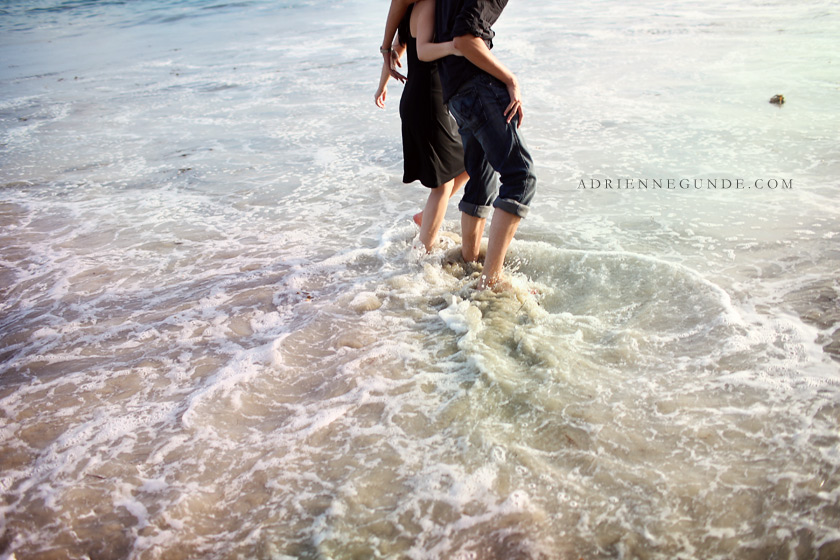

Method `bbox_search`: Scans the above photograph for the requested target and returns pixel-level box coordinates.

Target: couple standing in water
[375,0,537,291]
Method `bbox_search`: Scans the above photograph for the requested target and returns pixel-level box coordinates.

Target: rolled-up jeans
[446,73,537,219]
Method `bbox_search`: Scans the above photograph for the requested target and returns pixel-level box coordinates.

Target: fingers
[504,100,522,126]
[375,89,387,108]
[390,52,403,74]
[388,57,406,82]
[504,79,523,125]
[374,87,385,108]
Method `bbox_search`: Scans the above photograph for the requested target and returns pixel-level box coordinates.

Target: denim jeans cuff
[493,197,530,219]
[458,200,492,219]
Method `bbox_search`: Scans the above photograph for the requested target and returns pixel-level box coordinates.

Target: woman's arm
[375,58,391,108]
[380,0,413,80]
[414,0,458,62]
[375,39,407,108]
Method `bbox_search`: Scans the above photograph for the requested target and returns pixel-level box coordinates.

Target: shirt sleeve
[451,0,506,43]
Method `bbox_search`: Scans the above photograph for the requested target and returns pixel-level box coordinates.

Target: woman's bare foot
[413,212,423,226]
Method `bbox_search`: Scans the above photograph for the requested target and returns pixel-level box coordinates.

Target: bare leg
[452,170,469,194]
[414,171,468,227]
[477,208,521,290]
[460,212,486,262]
[418,180,454,251]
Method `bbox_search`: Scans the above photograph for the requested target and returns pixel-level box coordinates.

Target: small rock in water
[769,94,785,106]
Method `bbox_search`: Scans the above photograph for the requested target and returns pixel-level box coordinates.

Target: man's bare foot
[490,279,514,293]
[476,275,496,291]
[413,212,423,226]
[474,273,514,293]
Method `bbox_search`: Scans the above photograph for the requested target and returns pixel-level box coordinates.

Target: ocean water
[1,0,839,558]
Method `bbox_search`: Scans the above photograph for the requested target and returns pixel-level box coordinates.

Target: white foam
[439,297,482,335]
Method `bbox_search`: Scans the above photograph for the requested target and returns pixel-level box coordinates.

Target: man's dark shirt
[435,0,508,103]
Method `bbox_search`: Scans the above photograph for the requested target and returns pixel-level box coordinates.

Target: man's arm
[453,34,523,126]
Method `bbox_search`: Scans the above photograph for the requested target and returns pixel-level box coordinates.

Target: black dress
[398,6,465,189]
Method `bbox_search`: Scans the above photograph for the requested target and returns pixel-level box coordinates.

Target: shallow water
[1,0,839,558]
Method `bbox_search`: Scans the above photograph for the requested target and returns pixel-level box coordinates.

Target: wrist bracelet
[380,46,392,54]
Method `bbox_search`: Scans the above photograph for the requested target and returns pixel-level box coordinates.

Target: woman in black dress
[375,0,469,252]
